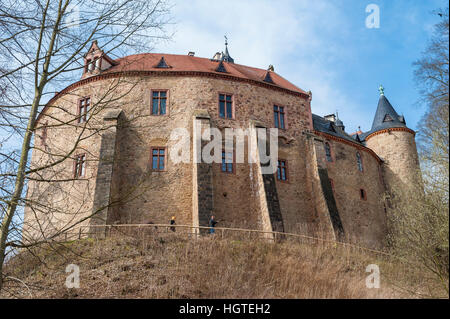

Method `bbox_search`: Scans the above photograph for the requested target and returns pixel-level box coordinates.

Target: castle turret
[364,86,420,192]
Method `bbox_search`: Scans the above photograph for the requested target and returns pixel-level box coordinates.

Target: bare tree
[0,0,172,290]
[388,8,449,297]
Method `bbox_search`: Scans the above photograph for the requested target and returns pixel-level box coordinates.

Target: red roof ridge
[104,52,307,95]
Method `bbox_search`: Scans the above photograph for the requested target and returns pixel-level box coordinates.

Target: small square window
[277,159,288,181]
[360,188,367,200]
[151,147,166,171]
[221,151,234,173]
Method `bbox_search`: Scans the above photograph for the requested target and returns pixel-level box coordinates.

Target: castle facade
[23,41,420,248]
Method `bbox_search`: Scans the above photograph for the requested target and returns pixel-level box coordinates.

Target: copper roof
[102,53,307,95]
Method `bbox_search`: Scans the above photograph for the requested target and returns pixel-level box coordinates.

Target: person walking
[170,216,176,232]
[209,215,217,234]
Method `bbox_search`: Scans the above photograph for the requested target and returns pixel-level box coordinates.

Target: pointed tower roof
[221,35,234,63]
[371,86,407,132]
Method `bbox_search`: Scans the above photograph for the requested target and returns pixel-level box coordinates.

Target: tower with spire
[363,86,421,193]
[212,35,234,63]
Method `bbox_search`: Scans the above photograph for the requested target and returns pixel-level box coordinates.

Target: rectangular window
[152,147,166,171]
[151,91,167,115]
[85,59,91,73]
[40,121,48,146]
[78,97,90,123]
[221,151,234,173]
[274,105,286,129]
[277,159,288,181]
[219,94,233,119]
[325,142,333,162]
[74,154,86,178]
[360,188,367,201]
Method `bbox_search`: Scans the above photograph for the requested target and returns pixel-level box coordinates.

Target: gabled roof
[100,53,308,95]
[154,56,171,68]
[263,71,274,83]
[215,60,227,73]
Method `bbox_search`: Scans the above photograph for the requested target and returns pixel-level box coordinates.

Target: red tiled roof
[36,53,308,125]
[103,53,307,95]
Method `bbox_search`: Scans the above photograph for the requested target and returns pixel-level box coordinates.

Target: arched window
[324,142,332,162]
[356,152,363,172]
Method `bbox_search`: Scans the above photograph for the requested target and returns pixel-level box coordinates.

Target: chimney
[324,114,336,122]
[212,52,222,61]
[188,51,195,56]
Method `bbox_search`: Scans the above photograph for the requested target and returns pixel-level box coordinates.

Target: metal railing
[61,223,399,260]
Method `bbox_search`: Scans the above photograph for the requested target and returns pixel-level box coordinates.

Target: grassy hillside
[0,232,442,298]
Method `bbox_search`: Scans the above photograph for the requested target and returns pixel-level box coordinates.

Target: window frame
[218,92,234,119]
[73,153,87,179]
[221,149,236,174]
[84,59,91,73]
[95,57,102,70]
[150,89,169,116]
[77,97,90,124]
[359,188,367,201]
[276,159,289,182]
[273,104,287,130]
[150,146,167,172]
[356,151,364,172]
[324,142,333,163]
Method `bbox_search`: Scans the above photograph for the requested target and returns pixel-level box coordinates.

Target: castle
[23,41,421,248]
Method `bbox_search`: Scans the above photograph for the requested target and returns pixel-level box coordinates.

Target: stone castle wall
[24,72,404,247]
[316,135,387,247]
[366,129,421,192]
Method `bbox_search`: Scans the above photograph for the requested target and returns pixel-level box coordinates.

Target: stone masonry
[23,47,421,248]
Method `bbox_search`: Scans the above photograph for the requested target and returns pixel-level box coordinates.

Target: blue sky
[155,0,446,134]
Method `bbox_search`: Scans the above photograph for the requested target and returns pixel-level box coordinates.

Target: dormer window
[95,58,101,70]
[82,41,116,78]
[88,59,95,72]
[84,57,101,73]
[85,59,91,73]
[383,114,393,122]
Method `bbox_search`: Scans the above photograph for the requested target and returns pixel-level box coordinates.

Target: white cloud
[155,0,370,131]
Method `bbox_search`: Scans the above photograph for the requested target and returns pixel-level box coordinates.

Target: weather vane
[224,35,228,46]
[379,84,384,96]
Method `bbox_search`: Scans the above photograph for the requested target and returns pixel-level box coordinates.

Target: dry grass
[0,232,441,299]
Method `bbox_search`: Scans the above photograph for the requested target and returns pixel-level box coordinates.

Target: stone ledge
[103,108,123,121]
